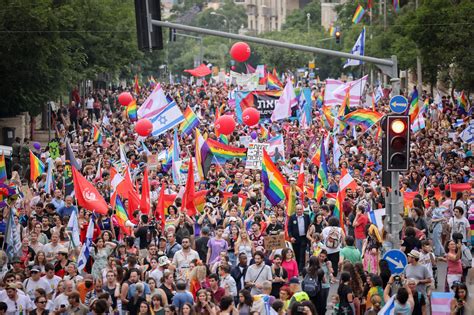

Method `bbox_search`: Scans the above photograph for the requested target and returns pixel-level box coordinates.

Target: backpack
[326,228,340,249]
[461,245,472,269]
[302,274,320,297]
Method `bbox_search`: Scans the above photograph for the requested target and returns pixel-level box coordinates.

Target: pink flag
[271,80,297,122]
[332,75,368,107]
[323,79,345,106]
[137,84,168,119]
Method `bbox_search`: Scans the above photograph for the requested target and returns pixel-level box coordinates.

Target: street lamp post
[307,13,311,34]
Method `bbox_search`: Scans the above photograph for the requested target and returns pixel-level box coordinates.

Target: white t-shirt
[322,226,343,254]
[41,275,62,295]
[149,268,164,287]
[5,294,34,315]
[43,243,66,263]
[449,216,470,242]
[23,277,52,300]
[418,251,435,277]
[86,97,94,109]
[52,293,69,311]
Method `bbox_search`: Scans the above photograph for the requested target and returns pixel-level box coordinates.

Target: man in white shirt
[29,232,44,254]
[23,266,52,300]
[172,237,199,281]
[244,251,272,295]
[4,283,34,315]
[52,280,74,311]
[449,206,471,244]
[41,263,62,296]
[43,232,66,264]
[218,264,237,298]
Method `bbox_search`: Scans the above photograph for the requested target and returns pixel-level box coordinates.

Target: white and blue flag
[5,207,21,260]
[459,121,474,144]
[67,210,81,248]
[150,100,185,137]
[44,158,55,194]
[333,136,342,168]
[77,217,94,273]
[378,295,395,315]
[344,27,366,68]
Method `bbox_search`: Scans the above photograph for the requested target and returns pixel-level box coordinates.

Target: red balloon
[135,119,153,137]
[242,107,260,126]
[118,92,134,106]
[229,42,251,63]
[215,115,236,135]
[231,66,236,71]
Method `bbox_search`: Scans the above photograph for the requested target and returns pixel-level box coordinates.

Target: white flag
[67,210,81,248]
[77,217,94,273]
[344,28,365,68]
[271,80,297,122]
[137,84,168,119]
[150,101,185,137]
[333,136,342,168]
[459,122,474,144]
[332,75,368,107]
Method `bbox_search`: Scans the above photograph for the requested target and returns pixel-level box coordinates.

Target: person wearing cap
[4,282,34,314]
[23,266,52,301]
[287,277,310,310]
[54,248,71,278]
[149,256,171,287]
[405,249,432,296]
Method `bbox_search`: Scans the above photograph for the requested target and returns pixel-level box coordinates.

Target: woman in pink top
[281,248,299,280]
[443,240,462,292]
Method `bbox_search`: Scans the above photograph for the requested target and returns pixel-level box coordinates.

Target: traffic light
[335,31,341,44]
[134,0,163,51]
[169,28,177,42]
[383,115,410,171]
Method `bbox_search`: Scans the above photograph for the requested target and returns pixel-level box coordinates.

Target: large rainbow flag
[321,105,335,130]
[127,101,138,121]
[179,106,200,137]
[266,72,284,90]
[313,141,328,202]
[408,89,419,122]
[262,149,288,205]
[93,126,103,145]
[30,150,45,181]
[341,109,383,132]
[0,153,6,182]
[352,5,365,24]
[115,195,131,235]
[206,138,247,163]
[457,91,469,115]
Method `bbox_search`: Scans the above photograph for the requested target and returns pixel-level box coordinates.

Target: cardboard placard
[264,234,286,251]
[245,143,268,170]
[147,154,158,170]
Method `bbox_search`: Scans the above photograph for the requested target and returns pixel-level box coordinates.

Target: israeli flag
[344,27,365,68]
[378,295,395,315]
[77,217,94,273]
[150,101,185,137]
[66,210,81,248]
[459,121,474,144]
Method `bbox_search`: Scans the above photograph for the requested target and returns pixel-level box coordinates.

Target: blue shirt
[52,198,65,210]
[172,292,194,309]
[57,205,77,217]
[127,283,151,300]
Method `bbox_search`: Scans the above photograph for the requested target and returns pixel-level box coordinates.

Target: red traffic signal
[384,115,410,171]
[335,31,341,44]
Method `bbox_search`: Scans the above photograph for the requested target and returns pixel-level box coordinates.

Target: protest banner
[264,234,286,250]
[147,154,158,170]
[245,143,268,170]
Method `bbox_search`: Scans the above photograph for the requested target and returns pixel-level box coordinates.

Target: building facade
[245,0,300,34]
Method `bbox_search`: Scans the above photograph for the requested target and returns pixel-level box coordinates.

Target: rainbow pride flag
[93,126,103,145]
[329,26,337,37]
[194,190,208,213]
[30,150,45,181]
[266,72,284,90]
[179,106,200,137]
[127,100,138,121]
[115,195,131,235]
[218,134,229,145]
[393,0,400,12]
[352,4,365,24]
[206,138,247,163]
[408,89,419,122]
[458,91,469,115]
[321,105,334,130]
[313,141,328,202]
[262,149,288,205]
[316,88,324,108]
[0,153,6,182]
[259,125,269,140]
[341,109,383,132]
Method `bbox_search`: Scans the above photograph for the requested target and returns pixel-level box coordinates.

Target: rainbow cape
[341,109,383,132]
[127,100,138,121]
[206,138,247,163]
[352,5,365,24]
[93,126,103,145]
[179,106,200,137]
[0,153,6,182]
[262,149,288,205]
[30,150,45,181]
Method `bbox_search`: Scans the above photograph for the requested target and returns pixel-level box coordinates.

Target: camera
[393,275,402,285]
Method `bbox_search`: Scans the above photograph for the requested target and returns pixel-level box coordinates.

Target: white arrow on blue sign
[389,95,409,114]
[382,249,408,275]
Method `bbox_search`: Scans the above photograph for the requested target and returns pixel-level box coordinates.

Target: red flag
[72,167,108,215]
[128,189,141,220]
[140,167,150,215]
[155,183,166,232]
[181,159,197,216]
[296,157,305,191]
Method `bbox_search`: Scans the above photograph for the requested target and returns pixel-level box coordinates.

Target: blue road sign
[383,249,408,275]
[389,95,409,114]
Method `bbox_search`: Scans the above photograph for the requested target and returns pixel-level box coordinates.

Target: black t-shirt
[337,284,354,315]
[135,226,152,249]
[401,236,422,255]
[195,236,210,261]
[266,223,283,235]
[271,266,288,297]
[413,292,426,315]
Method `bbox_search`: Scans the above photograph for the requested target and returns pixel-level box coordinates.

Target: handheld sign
[383,249,408,275]
[389,95,409,114]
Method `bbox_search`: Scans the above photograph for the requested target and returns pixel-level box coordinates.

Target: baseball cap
[158,256,170,267]
[30,266,41,273]
[289,277,300,284]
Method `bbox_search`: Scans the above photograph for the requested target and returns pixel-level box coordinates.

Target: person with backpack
[452,232,472,280]
[302,256,324,315]
[322,217,345,276]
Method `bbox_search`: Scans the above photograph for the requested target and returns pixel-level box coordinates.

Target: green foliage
[283,0,322,32]
[0,0,140,117]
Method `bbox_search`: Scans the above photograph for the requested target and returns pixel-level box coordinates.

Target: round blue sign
[389,95,409,114]
[382,249,408,275]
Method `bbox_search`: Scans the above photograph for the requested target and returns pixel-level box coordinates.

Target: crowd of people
[0,77,472,315]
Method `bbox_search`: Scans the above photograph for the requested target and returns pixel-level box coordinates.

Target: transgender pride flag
[431,292,454,315]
